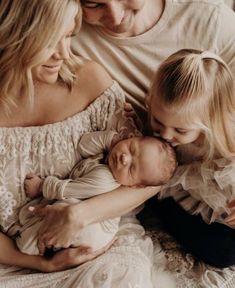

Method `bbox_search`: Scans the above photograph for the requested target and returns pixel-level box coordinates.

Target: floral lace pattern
[0,81,139,232]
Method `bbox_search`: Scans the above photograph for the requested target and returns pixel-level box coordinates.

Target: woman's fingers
[29,205,50,217]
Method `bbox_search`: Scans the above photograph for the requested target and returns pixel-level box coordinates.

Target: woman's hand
[30,204,84,255]
[41,239,115,272]
[225,200,235,225]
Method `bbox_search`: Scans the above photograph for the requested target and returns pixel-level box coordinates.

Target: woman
[0,0,158,282]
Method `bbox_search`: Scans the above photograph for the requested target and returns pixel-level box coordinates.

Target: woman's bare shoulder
[75,60,113,103]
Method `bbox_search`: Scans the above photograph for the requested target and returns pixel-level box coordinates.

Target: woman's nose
[53,39,70,60]
[105,3,124,26]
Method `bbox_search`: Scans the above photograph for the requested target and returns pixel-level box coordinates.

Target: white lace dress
[0,81,164,288]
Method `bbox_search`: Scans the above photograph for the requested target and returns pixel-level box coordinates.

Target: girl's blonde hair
[150,49,235,160]
[0,0,82,114]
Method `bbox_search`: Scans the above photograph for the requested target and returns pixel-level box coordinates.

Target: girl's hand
[225,200,235,225]
[123,102,143,131]
[30,204,83,255]
[41,239,115,272]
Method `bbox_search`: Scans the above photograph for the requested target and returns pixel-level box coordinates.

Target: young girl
[148,48,235,267]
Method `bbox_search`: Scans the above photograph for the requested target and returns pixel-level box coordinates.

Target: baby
[15,131,177,255]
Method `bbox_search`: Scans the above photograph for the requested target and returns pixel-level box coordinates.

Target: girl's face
[31,18,76,84]
[150,97,202,147]
[81,0,146,36]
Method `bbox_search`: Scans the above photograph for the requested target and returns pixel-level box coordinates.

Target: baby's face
[108,137,161,186]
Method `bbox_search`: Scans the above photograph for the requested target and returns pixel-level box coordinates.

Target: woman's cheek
[83,10,101,24]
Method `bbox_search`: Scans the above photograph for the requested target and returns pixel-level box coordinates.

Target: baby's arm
[24,173,43,198]
[42,167,120,200]
[78,130,117,158]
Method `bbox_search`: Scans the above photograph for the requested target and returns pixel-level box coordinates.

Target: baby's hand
[24,173,43,198]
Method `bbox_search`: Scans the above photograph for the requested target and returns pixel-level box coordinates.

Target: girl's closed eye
[175,128,188,134]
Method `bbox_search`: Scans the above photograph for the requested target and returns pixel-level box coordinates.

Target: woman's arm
[0,231,108,272]
[0,232,45,270]
[33,185,160,254]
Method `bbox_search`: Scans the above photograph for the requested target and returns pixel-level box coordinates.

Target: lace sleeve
[88,81,142,139]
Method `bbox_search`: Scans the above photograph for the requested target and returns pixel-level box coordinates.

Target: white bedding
[1,215,235,288]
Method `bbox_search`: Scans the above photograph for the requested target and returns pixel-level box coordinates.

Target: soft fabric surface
[1,218,235,288]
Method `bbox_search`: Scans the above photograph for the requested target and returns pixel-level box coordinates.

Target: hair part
[150,49,235,160]
[0,0,82,115]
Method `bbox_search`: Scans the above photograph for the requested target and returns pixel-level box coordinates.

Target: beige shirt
[73,0,235,119]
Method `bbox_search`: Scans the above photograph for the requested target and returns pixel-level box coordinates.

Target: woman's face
[150,97,202,147]
[32,18,76,84]
[81,0,146,35]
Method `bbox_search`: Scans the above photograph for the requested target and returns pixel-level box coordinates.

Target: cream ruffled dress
[160,143,235,227]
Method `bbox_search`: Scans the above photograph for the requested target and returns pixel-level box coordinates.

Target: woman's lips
[42,64,61,73]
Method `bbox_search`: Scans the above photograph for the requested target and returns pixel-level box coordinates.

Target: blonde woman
[147,49,235,267]
[0,0,159,281]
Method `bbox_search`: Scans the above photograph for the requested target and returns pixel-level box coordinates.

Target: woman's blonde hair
[149,49,235,160]
[0,0,82,114]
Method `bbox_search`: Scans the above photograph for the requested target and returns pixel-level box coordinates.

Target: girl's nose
[105,3,124,26]
[160,127,174,141]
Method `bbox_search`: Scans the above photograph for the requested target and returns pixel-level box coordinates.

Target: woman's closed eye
[66,33,77,39]
[82,2,103,9]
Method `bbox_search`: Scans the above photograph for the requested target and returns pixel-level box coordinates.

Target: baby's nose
[120,153,131,166]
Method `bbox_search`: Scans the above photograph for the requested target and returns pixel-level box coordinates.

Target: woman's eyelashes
[83,2,103,9]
